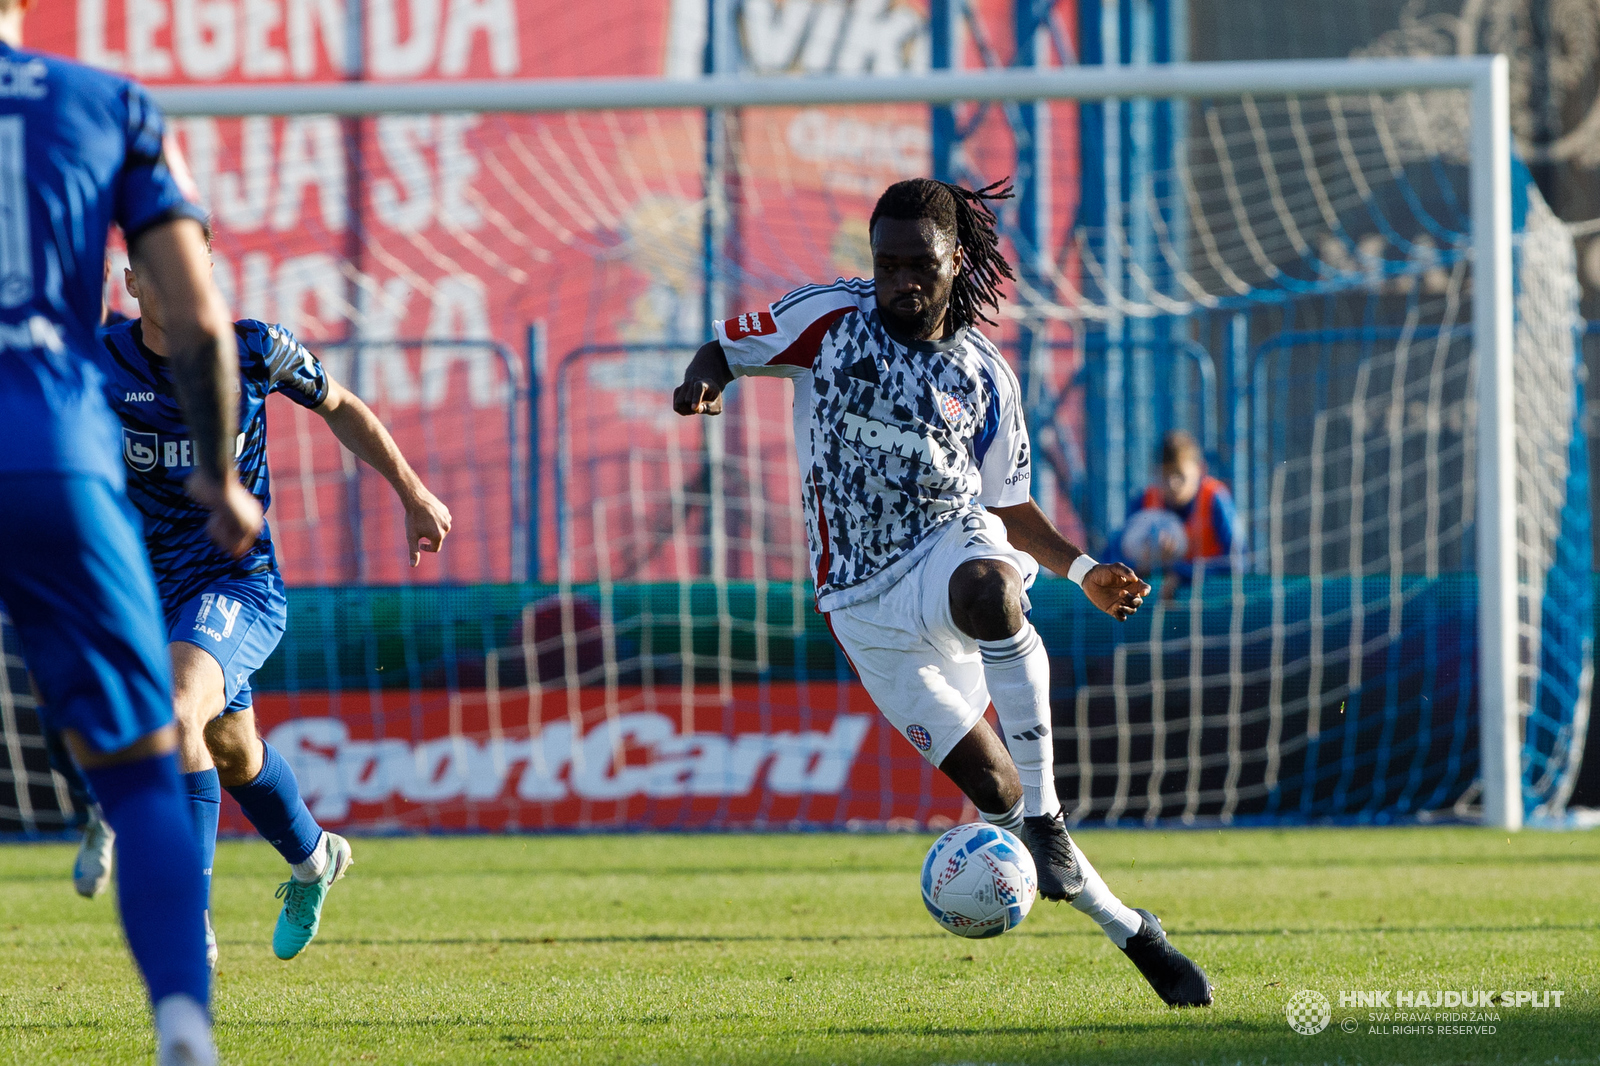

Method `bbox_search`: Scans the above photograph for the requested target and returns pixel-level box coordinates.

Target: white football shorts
[825,510,1039,766]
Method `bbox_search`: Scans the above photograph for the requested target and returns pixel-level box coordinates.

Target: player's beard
[882,292,949,341]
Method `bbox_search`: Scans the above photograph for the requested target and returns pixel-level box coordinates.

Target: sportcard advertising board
[243,684,977,832]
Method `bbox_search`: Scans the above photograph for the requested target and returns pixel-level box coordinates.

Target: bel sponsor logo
[124,431,198,472]
[123,429,248,472]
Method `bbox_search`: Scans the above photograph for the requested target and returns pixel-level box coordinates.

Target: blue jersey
[99,318,329,609]
[0,43,204,483]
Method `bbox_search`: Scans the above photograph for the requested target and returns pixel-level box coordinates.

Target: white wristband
[1067,554,1097,586]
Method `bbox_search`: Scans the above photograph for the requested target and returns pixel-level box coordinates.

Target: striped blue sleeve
[239,321,329,409]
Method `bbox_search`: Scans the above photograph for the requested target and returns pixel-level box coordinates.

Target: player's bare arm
[126,218,261,557]
[990,500,1151,621]
[314,379,453,566]
[673,341,734,416]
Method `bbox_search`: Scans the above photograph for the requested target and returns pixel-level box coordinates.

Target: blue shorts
[0,474,172,754]
[166,569,287,716]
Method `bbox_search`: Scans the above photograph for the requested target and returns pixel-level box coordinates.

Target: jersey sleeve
[113,82,207,242]
[975,358,1032,508]
[713,282,866,380]
[247,321,330,409]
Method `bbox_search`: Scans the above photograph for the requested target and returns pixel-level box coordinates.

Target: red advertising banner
[238,682,975,832]
[26,2,1086,590]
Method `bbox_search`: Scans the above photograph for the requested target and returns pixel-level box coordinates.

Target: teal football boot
[272,833,353,960]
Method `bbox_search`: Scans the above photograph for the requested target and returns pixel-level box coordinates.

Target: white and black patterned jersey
[716,278,1031,611]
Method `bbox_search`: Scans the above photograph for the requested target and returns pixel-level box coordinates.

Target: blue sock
[224,742,323,865]
[83,752,209,1008]
[183,769,221,903]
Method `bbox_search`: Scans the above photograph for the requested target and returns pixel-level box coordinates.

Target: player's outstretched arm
[672,341,734,416]
[128,218,262,557]
[990,499,1151,621]
[314,379,452,566]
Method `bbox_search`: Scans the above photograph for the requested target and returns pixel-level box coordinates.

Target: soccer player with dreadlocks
[674,178,1212,1006]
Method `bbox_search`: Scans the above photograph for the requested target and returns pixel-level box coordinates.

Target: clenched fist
[1083,561,1151,621]
[673,378,725,417]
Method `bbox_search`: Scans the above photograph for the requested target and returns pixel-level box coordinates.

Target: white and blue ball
[920,823,1038,939]
[1120,507,1188,572]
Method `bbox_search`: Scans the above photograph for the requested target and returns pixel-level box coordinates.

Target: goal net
[0,60,1589,835]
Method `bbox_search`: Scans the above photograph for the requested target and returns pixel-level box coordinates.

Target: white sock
[290,832,328,883]
[979,797,1024,833]
[978,623,1060,818]
[1067,840,1145,948]
[154,993,216,1066]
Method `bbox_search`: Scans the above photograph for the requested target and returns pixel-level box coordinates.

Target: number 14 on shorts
[193,593,242,641]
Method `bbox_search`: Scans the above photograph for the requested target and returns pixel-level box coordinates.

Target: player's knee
[204,716,262,785]
[949,559,1023,641]
[939,725,1022,811]
[170,688,215,736]
[966,761,1021,814]
[207,736,249,780]
[168,645,226,733]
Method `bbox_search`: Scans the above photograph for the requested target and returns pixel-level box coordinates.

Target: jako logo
[840,412,938,464]
[270,713,873,820]
[124,391,156,402]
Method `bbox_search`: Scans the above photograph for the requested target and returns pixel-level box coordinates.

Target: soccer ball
[1120,507,1188,572]
[920,823,1038,939]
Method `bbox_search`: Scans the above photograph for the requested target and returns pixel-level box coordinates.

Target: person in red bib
[1116,431,1243,592]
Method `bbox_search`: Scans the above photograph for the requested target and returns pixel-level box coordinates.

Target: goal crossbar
[151,56,1521,830]
[151,57,1499,116]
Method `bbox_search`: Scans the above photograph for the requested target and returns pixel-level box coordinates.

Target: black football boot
[1120,908,1214,1007]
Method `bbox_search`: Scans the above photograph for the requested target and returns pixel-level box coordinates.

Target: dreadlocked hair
[868,177,1016,329]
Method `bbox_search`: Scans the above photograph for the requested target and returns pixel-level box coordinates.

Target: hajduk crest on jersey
[936,390,966,427]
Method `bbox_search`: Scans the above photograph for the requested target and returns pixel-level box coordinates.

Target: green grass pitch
[2,827,1596,1064]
